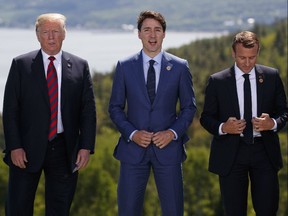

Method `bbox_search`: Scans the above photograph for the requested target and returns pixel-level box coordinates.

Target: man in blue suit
[109,10,196,216]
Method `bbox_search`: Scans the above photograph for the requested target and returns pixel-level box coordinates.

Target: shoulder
[255,64,278,75]
[210,67,233,80]
[62,51,88,63]
[118,51,141,65]
[13,50,40,61]
[163,51,187,64]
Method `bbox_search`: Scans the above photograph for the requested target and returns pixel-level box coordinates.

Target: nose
[245,58,250,66]
[150,30,156,37]
[48,32,54,39]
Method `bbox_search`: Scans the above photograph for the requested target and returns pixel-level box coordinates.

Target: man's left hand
[252,113,275,131]
[75,149,91,171]
[152,130,175,149]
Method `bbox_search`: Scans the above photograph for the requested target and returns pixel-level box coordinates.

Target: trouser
[219,140,279,216]
[5,134,78,216]
[117,145,184,216]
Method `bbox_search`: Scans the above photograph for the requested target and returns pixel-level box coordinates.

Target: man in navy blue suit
[3,13,96,216]
[200,31,287,215]
[109,10,196,216]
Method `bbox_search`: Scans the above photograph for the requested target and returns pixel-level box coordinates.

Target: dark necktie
[242,74,253,144]
[47,56,58,141]
[147,60,156,104]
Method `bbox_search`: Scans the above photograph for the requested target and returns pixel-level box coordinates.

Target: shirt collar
[142,50,162,65]
[234,63,256,80]
[41,50,62,62]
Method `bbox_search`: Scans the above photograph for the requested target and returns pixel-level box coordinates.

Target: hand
[11,148,28,169]
[222,117,246,134]
[75,149,91,171]
[152,130,174,149]
[132,130,154,148]
[252,113,275,132]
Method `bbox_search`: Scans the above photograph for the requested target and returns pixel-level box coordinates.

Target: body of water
[0,28,226,111]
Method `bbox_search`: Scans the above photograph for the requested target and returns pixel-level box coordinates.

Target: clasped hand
[222,113,274,134]
[132,130,174,149]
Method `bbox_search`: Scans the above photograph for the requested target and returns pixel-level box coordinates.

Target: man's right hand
[11,148,28,169]
[222,117,246,134]
[132,130,154,148]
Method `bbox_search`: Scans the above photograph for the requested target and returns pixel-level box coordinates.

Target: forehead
[141,18,162,29]
[38,20,63,29]
[234,43,258,54]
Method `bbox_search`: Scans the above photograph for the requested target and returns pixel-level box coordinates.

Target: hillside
[0,0,286,31]
[0,19,287,216]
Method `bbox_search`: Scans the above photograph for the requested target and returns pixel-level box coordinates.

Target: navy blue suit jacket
[200,64,287,176]
[109,51,196,165]
[3,50,96,172]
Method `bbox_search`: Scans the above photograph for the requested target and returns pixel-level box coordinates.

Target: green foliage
[0,19,287,215]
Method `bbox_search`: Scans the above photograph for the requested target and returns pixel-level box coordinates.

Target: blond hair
[35,13,66,32]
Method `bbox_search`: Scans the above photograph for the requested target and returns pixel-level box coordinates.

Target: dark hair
[232,31,260,52]
[137,11,166,32]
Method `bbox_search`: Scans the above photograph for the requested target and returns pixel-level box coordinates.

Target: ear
[231,48,236,59]
[36,31,41,42]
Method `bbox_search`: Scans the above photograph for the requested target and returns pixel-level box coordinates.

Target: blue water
[0,28,226,111]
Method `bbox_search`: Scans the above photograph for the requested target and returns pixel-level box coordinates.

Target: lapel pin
[166,66,171,71]
[259,75,263,83]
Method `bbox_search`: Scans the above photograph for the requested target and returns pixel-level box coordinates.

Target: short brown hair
[232,31,260,52]
[137,11,166,32]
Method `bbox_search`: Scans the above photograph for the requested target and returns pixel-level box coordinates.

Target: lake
[0,28,226,111]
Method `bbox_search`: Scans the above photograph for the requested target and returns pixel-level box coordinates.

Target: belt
[240,136,263,144]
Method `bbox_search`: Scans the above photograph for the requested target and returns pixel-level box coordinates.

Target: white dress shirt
[41,50,64,134]
[219,63,276,136]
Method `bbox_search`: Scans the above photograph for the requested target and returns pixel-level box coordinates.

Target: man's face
[138,18,165,58]
[232,43,259,73]
[36,20,66,55]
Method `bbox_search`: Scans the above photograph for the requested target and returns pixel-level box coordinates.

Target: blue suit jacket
[109,51,196,165]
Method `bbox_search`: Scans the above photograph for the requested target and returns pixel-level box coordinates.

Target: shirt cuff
[129,130,138,141]
[219,123,227,135]
[169,129,178,140]
[271,118,277,131]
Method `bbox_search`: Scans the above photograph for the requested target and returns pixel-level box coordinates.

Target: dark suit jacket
[200,64,287,176]
[109,51,196,165]
[3,50,96,172]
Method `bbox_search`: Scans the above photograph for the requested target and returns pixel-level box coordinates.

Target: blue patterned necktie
[147,60,156,104]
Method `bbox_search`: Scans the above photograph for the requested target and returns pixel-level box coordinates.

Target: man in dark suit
[200,31,287,216]
[109,11,196,216]
[2,13,96,216]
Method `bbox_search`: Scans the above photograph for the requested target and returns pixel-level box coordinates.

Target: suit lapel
[227,67,241,119]
[132,52,151,103]
[255,65,264,116]
[61,51,73,109]
[153,52,173,106]
[31,50,50,107]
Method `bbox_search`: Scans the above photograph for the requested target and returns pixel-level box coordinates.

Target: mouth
[149,40,157,46]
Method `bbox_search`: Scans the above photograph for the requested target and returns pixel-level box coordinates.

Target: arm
[169,61,197,138]
[108,61,138,141]
[3,59,28,168]
[79,61,96,151]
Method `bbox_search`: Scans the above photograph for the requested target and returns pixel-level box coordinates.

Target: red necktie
[47,56,58,141]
